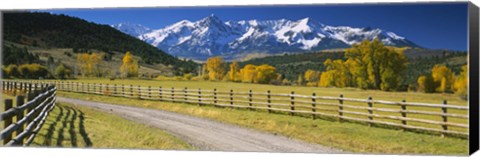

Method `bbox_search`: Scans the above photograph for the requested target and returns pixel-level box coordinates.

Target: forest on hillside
[3,12,198,74]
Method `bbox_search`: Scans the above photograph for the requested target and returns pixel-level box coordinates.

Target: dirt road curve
[57,97,343,153]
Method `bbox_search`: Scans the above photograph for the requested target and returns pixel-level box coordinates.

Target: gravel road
[57,97,343,153]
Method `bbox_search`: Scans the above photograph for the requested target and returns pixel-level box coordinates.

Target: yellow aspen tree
[206,56,226,81]
[121,51,138,78]
[228,61,240,82]
[431,64,454,93]
[76,53,89,77]
[454,65,467,99]
[304,69,320,86]
[240,64,257,83]
[254,64,276,84]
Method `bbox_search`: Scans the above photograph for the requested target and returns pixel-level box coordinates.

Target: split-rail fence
[4,80,469,138]
[1,81,56,146]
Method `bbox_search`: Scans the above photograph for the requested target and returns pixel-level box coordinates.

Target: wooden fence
[1,81,57,146]
[8,80,469,137]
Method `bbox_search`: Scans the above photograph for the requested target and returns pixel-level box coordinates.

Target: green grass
[44,78,468,134]
[49,78,468,105]
[30,102,194,150]
[57,91,468,155]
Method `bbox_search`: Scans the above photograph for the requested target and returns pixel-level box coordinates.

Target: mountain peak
[201,14,222,23]
[114,17,420,61]
[299,17,310,23]
[112,22,151,37]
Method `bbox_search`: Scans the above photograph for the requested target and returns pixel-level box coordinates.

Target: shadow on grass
[34,105,93,147]
[79,111,92,147]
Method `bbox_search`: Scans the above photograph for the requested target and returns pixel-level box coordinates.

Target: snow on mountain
[113,15,419,60]
[111,22,152,38]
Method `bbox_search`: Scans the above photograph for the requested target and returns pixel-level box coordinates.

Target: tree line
[197,39,467,99]
[196,57,279,84]
[2,49,139,80]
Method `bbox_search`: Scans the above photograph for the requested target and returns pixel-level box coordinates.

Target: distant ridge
[113,14,420,61]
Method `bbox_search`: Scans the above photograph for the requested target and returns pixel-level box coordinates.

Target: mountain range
[112,14,420,61]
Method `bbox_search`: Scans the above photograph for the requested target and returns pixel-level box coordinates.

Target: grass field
[45,78,469,134]
[49,78,467,105]
[57,90,468,155]
[30,102,194,149]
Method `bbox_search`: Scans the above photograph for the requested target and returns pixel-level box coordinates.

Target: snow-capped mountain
[113,14,419,60]
[111,22,152,37]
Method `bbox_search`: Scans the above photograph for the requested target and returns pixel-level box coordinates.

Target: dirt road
[57,97,343,153]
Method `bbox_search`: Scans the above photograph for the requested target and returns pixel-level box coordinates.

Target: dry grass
[57,91,468,155]
[30,102,194,149]
[45,79,468,134]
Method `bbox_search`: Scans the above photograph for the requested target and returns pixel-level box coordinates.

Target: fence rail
[7,80,469,137]
[1,81,57,146]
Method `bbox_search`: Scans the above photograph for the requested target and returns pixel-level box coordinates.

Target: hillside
[2,12,198,75]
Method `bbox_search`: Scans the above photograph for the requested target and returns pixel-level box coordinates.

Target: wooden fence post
[106,84,109,95]
[3,99,13,145]
[15,96,25,145]
[290,91,295,116]
[13,82,17,94]
[171,87,175,102]
[148,86,151,99]
[184,87,188,102]
[230,89,233,107]
[114,84,117,96]
[93,83,96,94]
[6,82,10,92]
[82,82,85,93]
[248,90,253,110]
[87,83,90,93]
[137,85,141,99]
[267,90,271,113]
[213,88,218,106]
[197,88,202,106]
[130,85,133,97]
[6,81,10,92]
[159,86,163,101]
[312,93,316,119]
[368,97,373,127]
[99,83,103,95]
[28,83,32,94]
[76,82,79,92]
[122,84,125,97]
[442,100,448,137]
[401,100,407,127]
[339,94,343,122]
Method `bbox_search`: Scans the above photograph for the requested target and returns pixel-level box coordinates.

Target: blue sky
[46,2,468,51]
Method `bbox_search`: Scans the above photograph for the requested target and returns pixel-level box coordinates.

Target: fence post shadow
[78,110,92,147]
[56,107,71,147]
[44,105,64,146]
[69,107,78,147]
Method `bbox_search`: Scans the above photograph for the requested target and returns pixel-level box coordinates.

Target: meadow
[30,102,194,149]
[1,92,193,149]
[49,78,469,155]
[50,78,467,105]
